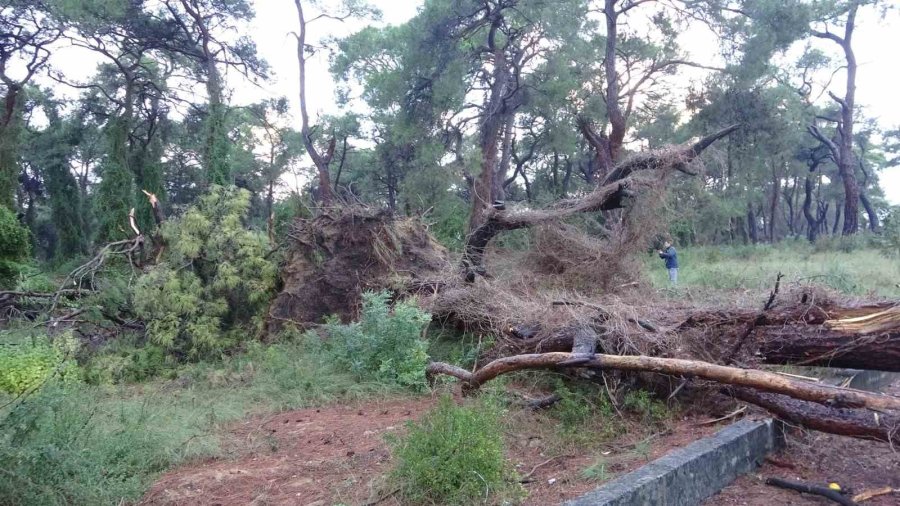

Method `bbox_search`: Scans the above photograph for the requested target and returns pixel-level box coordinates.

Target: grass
[389,395,524,505]
[0,339,403,506]
[644,241,900,298]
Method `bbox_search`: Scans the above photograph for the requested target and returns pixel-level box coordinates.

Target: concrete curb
[563,418,783,506]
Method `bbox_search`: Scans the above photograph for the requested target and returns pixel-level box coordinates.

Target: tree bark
[732,388,900,444]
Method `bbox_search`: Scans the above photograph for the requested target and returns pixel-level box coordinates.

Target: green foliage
[94,116,135,243]
[324,291,431,390]
[390,396,519,505]
[82,341,171,385]
[0,206,30,288]
[877,206,900,259]
[549,379,620,445]
[622,389,667,425]
[133,186,277,360]
[0,332,80,395]
[581,457,611,482]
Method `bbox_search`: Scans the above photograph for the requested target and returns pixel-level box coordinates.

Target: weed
[324,291,432,390]
[389,396,522,505]
[581,457,611,482]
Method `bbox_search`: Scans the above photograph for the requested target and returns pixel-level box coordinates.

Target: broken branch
[427,353,900,411]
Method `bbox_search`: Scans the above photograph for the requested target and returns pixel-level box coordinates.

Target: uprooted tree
[268,123,900,445]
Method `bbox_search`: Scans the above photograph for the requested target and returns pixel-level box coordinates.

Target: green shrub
[622,389,668,425]
[878,206,900,259]
[324,291,431,390]
[0,333,80,395]
[0,206,29,289]
[133,186,277,360]
[390,396,519,505]
[82,342,171,385]
[550,379,617,438]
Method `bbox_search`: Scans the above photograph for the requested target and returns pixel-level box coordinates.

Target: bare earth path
[141,393,719,506]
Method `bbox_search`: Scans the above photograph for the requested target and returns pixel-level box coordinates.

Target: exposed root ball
[267,207,450,330]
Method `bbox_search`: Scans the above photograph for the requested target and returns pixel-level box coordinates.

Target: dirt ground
[705,381,900,506]
[143,383,898,506]
[141,393,720,506]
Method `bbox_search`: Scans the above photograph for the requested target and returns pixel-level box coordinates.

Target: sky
[39,0,900,204]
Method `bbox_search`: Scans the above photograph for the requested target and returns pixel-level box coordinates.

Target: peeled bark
[758,306,900,372]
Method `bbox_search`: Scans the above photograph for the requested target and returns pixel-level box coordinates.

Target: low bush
[0,332,80,395]
[390,395,520,505]
[323,291,431,390]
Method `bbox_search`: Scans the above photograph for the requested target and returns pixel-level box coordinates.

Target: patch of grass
[0,339,397,505]
[622,389,668,426]
[548,379,622,448]
[389,395,523,505]
[645,242,900,298]
[581,457,612,482]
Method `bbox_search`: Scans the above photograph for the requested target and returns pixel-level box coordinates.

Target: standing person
[658,241,678,285]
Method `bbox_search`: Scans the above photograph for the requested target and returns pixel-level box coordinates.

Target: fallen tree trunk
[732,388,900,443]
[461,124,740,279]
[759,328,900,372]
[757,305,900,372]
[426,352,900,411]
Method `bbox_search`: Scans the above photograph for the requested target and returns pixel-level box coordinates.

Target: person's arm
[659,249,671,259]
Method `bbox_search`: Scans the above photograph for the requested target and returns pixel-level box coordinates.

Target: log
[759,328,900,372]
[732,388,900,443]
[426,352,900,411]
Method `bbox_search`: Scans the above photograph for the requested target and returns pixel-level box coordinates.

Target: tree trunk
[748,204,759,244]
[832,201,842,236]
[759,328,900,372]
[732,388,899,443]
[769,162,780,241]
[859,192,878,232]
[294,0,335,206]
[0,85,21,211]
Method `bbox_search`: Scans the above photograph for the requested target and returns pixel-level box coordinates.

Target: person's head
[663,240,671,248]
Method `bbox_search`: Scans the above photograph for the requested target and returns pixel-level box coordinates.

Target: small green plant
[581,457,611,482]
[622,389,668,425]
[549,379,620,445]
[324,291,431,390]
[390,396,520,505]
[0,332,80,395]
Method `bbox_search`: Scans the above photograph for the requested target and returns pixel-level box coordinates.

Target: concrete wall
[564,419,783,506]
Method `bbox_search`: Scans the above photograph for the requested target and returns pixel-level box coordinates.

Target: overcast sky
[42,0,900,204]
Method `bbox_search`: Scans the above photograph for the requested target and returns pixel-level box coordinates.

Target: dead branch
[724,272,784,364]
[426,353,900,411]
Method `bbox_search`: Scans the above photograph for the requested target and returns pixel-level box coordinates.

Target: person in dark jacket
[658,241,678,285]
